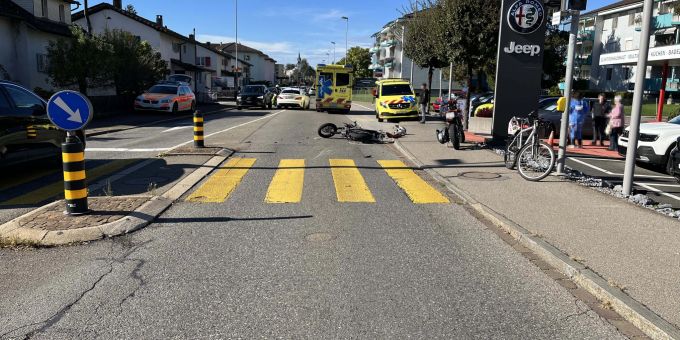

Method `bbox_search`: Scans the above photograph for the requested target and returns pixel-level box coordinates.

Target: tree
[441,0,500,126]
[46,26,111,94]
[403,1,449,93]
[337,47,371,78]
[125,4,137,15]
[292,59,315,85]
[104,29,168,97]
[285,63,296,71]
[542,24,569,89]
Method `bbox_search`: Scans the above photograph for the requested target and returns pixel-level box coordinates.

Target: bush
[475,104,494,117]
[669,108,680,121]
[548,85,562,96]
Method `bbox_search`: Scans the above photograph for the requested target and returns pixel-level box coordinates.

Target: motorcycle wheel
[318,123,337,138]
[449,123,460,150]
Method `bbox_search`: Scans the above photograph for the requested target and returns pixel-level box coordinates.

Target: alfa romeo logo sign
[507,0,545,34]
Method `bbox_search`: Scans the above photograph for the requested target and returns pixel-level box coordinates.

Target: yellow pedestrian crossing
[329,159,376,203]
[185,158,449,204]
[186,157,256,203]
[378,160,450,204]
[265,159,305,203]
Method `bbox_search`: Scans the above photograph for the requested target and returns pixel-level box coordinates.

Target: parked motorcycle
[435,99,465,150]
[318,121,406,143]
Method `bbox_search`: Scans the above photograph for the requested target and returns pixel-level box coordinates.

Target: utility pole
[555,6,579,175]
[342,16,349,62]
[400,25,406,79]
[623,0,654,195]
[331,42,336,64]
[234,0,239,91]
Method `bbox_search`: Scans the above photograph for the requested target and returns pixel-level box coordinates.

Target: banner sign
[491,0,548,140]
[600,43,680,65]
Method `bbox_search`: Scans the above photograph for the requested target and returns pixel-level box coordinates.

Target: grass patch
[641,103,680,118]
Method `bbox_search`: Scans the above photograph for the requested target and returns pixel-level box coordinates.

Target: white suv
[618,116,680,174]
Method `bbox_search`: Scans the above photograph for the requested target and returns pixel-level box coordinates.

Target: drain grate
[459,171,503,180]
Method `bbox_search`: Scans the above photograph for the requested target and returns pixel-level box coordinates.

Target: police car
[134,81,196,113]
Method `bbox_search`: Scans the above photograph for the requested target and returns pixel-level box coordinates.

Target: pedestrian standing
[608,95,625,151]
[591,93,611,146]
[418,83,430,124]
[568,92,589,148]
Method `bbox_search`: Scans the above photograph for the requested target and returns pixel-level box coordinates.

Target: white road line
[86,148,170,152]
[86,110,286,154]
[636,182,680,188]
[161,126,191,133]
[635,182,680,201]
[353,103,373,111]
[572,156,623,162]
[569,158,616,175]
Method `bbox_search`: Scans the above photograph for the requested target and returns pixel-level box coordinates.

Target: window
[41,0,47,17]
[336,73,350,87]
[196,57,212,67]
[36,54,49,73]
[4,85,44,110]
[628,10,636,26]
[606,68,613,81]
[147,85,178,94]
[381,84,413,96]
[244,55,250,61]
[58,4,65,22]
[623,67,630,80]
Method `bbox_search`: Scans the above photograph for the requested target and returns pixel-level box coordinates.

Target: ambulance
[315,64,353,114]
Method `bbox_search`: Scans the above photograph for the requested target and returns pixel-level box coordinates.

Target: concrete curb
[86,106,236,137]
[393,140,680,340]
[0,149,234,246]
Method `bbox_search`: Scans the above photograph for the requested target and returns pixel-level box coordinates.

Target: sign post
[491,0,548,141]
[556,10,580,174]
[47,91,93,215]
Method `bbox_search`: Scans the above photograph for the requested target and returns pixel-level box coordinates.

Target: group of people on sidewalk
[568,92,625,151]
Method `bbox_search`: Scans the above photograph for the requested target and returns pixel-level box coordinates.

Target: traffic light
[568,0,587,11]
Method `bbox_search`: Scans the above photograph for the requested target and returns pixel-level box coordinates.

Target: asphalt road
[0,104,627,338]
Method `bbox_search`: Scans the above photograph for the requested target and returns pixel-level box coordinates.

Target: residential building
[370,16,468,93]
[275,63,285,79]
[574,0,680,94]
[0,0,74,91]
[217,42,277,85]
[72,1,252,97]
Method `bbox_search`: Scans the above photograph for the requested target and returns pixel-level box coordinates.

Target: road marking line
[636,182,680,188]
[635,182,680,201]
[378,160,449,204]
[86,148,170,152]
[186,157,256,203]
[569,158,615,175]
[161,126,191,133]
[353,103,372,111]
[2,159,138,206]
[265,159,305,203]
[329,159,375,203]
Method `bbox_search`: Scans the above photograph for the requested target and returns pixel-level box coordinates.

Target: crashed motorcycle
[318,121,406,143]
[435,99,465,150]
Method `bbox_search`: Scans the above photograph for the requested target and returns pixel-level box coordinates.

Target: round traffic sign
[46,90,93,131]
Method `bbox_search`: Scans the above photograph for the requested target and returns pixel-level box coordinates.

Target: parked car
[433,91,466,112]
[276,88,311,110]
[619,115,680,174]
[134,82,195,113]
[0,80,84,168]
[236,85,268,109]
[538,98,599,138]
[469,92,494,116]
[670,138,680,182]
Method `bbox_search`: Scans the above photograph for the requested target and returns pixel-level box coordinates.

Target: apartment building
[217,43,277,85]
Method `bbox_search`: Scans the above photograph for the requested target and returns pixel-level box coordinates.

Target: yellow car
[276,87,311,110]
[374,79,418,122]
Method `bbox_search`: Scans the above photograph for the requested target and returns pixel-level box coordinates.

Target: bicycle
[504,111,555,181]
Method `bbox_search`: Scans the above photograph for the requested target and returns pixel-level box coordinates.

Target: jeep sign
[491,0,547,141]
[503,41,541,56]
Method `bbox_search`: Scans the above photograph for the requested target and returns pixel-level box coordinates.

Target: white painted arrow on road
[53,96,82,123]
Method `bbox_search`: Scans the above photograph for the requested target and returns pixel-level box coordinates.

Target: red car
[433,91,466,112]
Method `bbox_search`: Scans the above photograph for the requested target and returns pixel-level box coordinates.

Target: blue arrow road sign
[47,90,93,131]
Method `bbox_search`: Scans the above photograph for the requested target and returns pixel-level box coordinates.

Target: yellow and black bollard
[26,125,37,139]
[193,110,204,148]
[62,133,88,215]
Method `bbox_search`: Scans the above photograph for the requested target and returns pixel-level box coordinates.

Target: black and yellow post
[62,132,88,215]
[26,125,37,139]
[193,110,204,148]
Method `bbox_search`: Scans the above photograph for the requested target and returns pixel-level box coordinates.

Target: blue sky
[85,0,414,66]
[83,0,617,66]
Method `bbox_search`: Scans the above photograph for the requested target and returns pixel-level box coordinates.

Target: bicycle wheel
[516,141,556,181]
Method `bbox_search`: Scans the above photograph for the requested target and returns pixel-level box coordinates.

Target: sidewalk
[396,121,680,337]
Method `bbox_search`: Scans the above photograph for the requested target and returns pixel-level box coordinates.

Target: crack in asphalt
[1,239,154,339]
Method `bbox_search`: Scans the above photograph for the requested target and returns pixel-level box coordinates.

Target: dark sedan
[236,85,268,110]
[0,81,74,168]
[538,98,599,139]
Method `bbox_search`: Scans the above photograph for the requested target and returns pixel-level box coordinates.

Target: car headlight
[380,102,388,108]
[236,96,242,101]
[257,96,264,100]
[639,133,659,142]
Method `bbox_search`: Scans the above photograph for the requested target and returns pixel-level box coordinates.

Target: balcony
[369,46,380,54]
[654,13,674,30]
[577,29,594,41]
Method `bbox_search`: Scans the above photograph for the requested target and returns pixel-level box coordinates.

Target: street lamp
[331,41,336,64]
[341,16,349,63]
[234,0,239,91]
